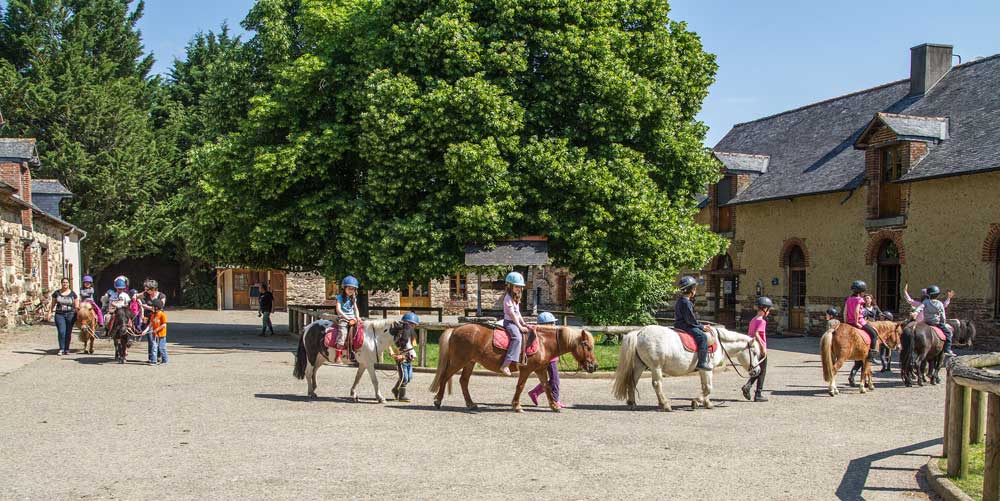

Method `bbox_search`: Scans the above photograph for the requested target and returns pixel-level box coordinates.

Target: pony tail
[293,333,307,380]
[612,330,643,401]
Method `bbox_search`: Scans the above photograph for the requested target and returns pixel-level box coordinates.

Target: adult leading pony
[75,302,99,354]
[821,320,900,396]
[293,318,413,402]
[611,325,761,411]
[428,324,598,412]
[900,322,946,387]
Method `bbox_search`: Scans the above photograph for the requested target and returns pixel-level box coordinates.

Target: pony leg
[512,368,531,413]
[627,362,644,408]
[368,366,384,403]
[830,357,846,396]
[350,366,365,402]
[434,364,463,409]
[699,370,714,409]
[305,360,318,398]
[650,367,671,412]
[864,360,874,392]
[459,363,477,410]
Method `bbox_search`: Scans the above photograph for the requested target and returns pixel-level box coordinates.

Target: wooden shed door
[400,282,431,308]
[269,271,287,310]
[233,271,251,309]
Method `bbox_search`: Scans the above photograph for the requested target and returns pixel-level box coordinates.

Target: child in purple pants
[528,312,564,408]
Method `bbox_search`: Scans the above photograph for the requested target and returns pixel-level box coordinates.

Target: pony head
[388,320,416,348]
[566,328,598,373]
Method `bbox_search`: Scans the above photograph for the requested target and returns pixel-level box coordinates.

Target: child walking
[148,304,168,365]
[741,297,772,402]
[391,312,421,403]
[528,312,564,408]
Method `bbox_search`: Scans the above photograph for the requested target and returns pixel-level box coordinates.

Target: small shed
[464,236,550,316]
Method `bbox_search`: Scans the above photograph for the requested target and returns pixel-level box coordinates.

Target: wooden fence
[943,353,1000,499]
[287,305,642,368]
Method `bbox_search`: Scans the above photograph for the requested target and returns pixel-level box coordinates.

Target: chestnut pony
[821,320,902,396]
[75,301,99,354]
[429,324,598,412]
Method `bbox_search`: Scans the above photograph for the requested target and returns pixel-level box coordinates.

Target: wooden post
[962,386,973,478]
[418,328,428,367]
[948,383,966,477]
[984,393,1000,501]
[288,308,295,336]
[437,308,442,322]
[944,371,953,455]
[973,390,988,445]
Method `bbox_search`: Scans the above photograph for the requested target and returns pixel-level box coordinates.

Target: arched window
[786,246,807,331]
[876,240,901,314]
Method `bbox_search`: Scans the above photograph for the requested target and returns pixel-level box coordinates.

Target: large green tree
[0,0,176,273]
[188,0,725,323]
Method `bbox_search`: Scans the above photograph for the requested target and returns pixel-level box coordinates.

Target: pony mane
[715,325,751,343]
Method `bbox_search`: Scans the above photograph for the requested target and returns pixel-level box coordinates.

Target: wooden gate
[233,270,251,309]
[786,246,807,332]
[268,271,287,311]
[400,282,431,308]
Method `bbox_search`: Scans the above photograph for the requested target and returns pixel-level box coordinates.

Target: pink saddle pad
[492,328,539,356]
[323,319,365,350]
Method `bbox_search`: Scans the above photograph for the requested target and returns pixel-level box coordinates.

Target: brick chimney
[0,161,32,229]
[910,43,953,96]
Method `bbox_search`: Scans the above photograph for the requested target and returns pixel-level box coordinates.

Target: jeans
[55,312,75,352]
[149,335,167,363]
[261,311,274,335]
[746,358,767,394]
[502,320,522,366]
[679,324,708,352]
[400,362,413,384]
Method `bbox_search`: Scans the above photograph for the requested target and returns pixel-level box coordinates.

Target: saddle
[492,326,539,358]
[845,325,871,346]
[924,324,947,342]
[323,319,365,351]
[675,327,718,354]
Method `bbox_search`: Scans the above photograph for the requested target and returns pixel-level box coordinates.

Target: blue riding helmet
[505,272,525,287]
[537,311,557,324]
[342,275,359,288]
[113,278,126,289]
[402,311,420,325]
[82,275,93,283]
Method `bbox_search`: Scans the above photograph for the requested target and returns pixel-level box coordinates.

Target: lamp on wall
[755,279,763,297]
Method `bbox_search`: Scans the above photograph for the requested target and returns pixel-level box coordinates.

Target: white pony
[612,325,762,411]
[293,318,412,402]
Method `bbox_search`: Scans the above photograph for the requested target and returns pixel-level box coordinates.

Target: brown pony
[821,320,902,396]
[76,302,99,354]
[429,325,598,412]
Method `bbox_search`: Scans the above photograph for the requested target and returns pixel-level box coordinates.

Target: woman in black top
[47,278,79,355]
[258,282,275,337]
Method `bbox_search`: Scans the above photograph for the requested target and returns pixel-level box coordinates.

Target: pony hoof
[352,395,360,403]
[626,401,636,408]
[550,405,561,413]
[691,400,699,409]
[658,405,672,412]
[513,406,523,413]
[466,404,478,411]
[704,402,714,409]
[828,390,836,397]
[376,398,385,404]
[433,399,442,409]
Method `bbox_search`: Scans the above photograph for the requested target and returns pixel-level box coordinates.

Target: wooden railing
[287,305,642,368]
[943,353,1000,499]
[368,306,443,322]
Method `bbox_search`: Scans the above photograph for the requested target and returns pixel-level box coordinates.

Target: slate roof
[713,152,769,173]
[465,240,549,266]
[713,53,1000,204]
[31,179,73,195]
[0,138,38,162]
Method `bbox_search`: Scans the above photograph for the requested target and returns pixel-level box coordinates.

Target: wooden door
[995,253,1000,319]
[400,282,430,308]
[788,269,807,331]
[269,271,287,310]
[556,275,568,307]
[233,270,251,309]
[879,146,903,218]
[715,276,737,326]
[876,240,901,314]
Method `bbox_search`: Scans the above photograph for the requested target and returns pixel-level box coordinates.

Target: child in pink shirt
[845,280,880,364]
[528,312,563,408]
[742,297,772,402]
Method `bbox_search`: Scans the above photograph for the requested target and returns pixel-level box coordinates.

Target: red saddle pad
[675,329,718,354]
[493,328,539,356]
[929,325,946,342]
[848,326,871,346]
[323,319,365,350]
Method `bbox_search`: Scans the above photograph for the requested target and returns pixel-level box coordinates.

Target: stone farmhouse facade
[695,44,1000,346]
[0,138,85,328]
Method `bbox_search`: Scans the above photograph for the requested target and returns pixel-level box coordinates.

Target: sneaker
[556,401,566,409]
[500,366,512,376]
[528,388,541,406]
[754,393,769,402]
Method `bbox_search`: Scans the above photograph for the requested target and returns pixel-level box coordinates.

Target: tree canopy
[187,0,725,323]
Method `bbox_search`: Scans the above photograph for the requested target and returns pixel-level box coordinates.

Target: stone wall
[285,271,327,306]
[0,201,67,328]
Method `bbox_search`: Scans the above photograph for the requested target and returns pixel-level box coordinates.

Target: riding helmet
[144,279,158,289]
[82,275,93,284]
[926,285,941,297]
[851,280,868,293]
[678,276,698,292]
[505,271,525,287]
[826,307,839,318]
[537,311,557,324]
[342,275,360,288]
[402,311,420,325]
[882,312,894,321]
[756,296,774,309]
[113,278,126,289]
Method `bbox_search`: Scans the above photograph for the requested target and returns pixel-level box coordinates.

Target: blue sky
[137,0,999,146]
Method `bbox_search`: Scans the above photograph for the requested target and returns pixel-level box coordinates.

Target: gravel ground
[0,310,946,500]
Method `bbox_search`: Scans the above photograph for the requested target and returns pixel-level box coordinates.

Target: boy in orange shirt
[148,305,168,365]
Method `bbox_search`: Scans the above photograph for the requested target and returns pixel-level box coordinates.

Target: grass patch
[939,442,985,500]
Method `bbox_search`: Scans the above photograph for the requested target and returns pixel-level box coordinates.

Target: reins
[716,328,763,380]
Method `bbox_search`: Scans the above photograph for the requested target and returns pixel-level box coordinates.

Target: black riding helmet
[926,285,941,297]
[826,307,840,318]
[678,276,697,292]
[756,296,774,309]
[851,280,868,293]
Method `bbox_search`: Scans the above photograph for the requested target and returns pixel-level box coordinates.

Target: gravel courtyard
[0,310,945,500]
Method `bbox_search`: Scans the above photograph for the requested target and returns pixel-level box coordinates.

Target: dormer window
[716,175,734,233]
[879,145,904,218]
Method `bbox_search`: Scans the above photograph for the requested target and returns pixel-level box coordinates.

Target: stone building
[696,43,1000,346]
[0,138,86,327]
[215,268,327,311]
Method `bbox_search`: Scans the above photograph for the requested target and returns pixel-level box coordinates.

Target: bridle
[720,334,765,379]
